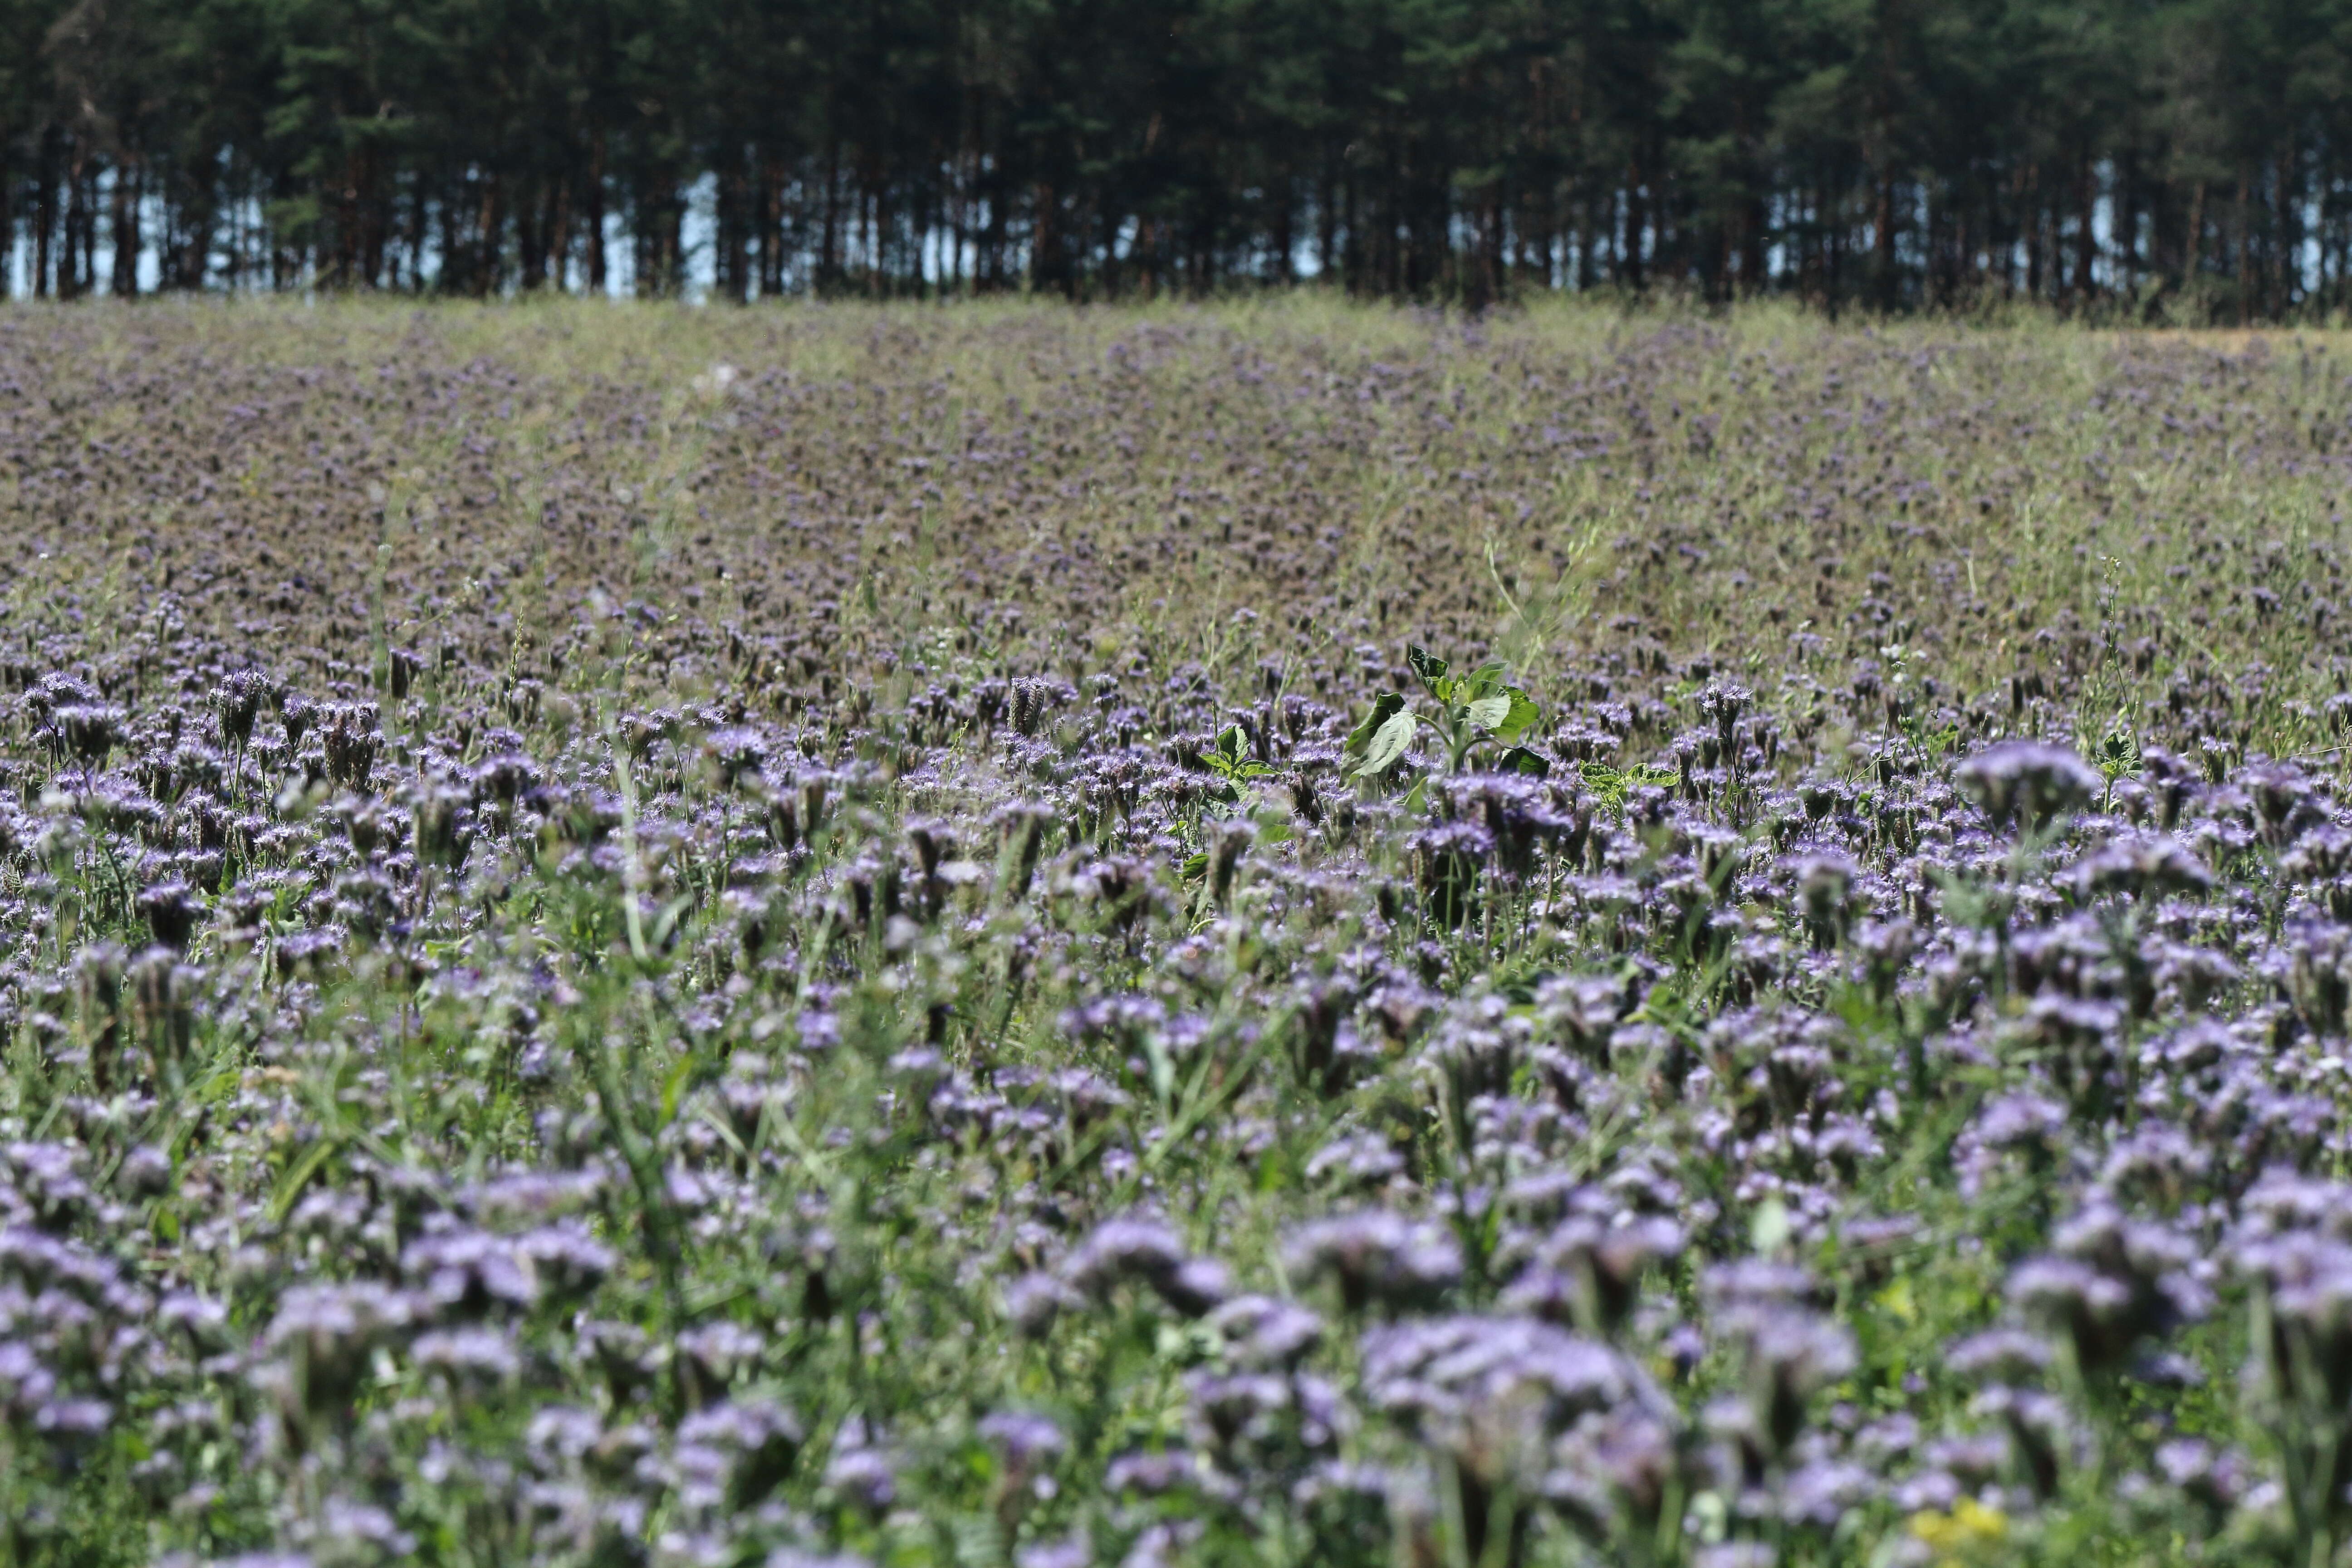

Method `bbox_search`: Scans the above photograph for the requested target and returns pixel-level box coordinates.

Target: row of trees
[0,0,2345,316]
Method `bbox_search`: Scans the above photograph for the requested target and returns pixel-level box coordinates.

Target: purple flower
[977,1409,1066,1469]
[1945,1328,2053,1382]
[1210,1295,1324,1368]
[1013,1539,1088,1568]
[1104,1448,1203,1496]
[1004,1272,1084,1336]
[1956,741,2100,831]
[1057,1214,1230,1318]
[1284,1210,1462,1313]
[823,1433,898,1514]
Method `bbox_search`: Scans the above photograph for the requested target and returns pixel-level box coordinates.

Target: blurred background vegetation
[0,0,2347,317]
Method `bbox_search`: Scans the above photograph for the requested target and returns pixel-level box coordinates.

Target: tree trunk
[1272,162,1294,285]
[1343,168,1360,293]
[547,176,572,292]
[1575,189,1594,292]
[946,143,968,296]
[1317,151,1336,281]
[1951,202,1968,307]
[2274,147,2295,315]
[1816,184,1834,310]
[63,152,88,300]
[1031,179,1055,294]
[760,154,784,297]
[2236,172,2251,326]
[1742,190,1767,297]
[719,154,749,302]
[586,129,608,294]
[334,148,362,289]
[2024,162,2043,298]
[518,183,545,292]
[407,176,430,292]
[2186,177,2206,299]
[441,178,466,294]
[1874,172,1896,308]
[362,146,388,287]
[2113,162,2137,303]
[2076,153,2096,304]
[1621,159,1645,290]
[820,134,842,289]
[477,169,502,297]
[173,150,217,289]
[110,161,139,296]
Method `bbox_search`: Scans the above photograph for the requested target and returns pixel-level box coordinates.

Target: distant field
[0,299,2347,1566]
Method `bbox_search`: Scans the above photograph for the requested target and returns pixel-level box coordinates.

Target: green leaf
[270,1136,343,1223]
[1493,688,1539,743]
[1464,693,1514,731]
[1342,692,1407,764]
[1406,646,1449,692]
[1401,774,1428,813]
[1352,708,1418,778]
[2094,721,2140,782]
[1464,660,1511,699]
[1204,724,1251,779]
[1580,760,1678,813]
[1498,745,1551,777]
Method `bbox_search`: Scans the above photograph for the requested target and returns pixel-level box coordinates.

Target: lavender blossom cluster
[0,304,2345,1567]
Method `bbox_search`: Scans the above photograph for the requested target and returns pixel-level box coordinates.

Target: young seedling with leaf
[1341,646,1549,789]
[1200,724,1279,802]
[2092,714,2141,812]
[1180,725,1290,901]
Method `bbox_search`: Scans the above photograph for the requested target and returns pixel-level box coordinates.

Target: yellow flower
[1908,1497,2009,1565]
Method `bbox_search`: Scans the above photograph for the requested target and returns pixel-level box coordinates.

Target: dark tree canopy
[0,0,2345,318]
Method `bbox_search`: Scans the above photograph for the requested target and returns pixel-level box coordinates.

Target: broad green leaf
[1464,694,1514,731]
[1351,707,1418,777]
[1401,774,1428,813]
[1498,745,1550,778]
[1214,724,1246,763]
[1343,691,1407,761]
[1406,646,1448,691]
[1492,688,1539,742]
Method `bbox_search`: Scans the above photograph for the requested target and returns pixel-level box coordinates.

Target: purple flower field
[0,299,2348,1566]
